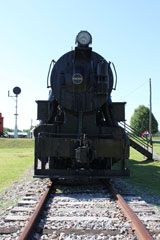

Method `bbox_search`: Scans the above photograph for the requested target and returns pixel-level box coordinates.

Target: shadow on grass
[125,158,160,206]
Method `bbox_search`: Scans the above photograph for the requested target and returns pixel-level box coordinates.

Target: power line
[117,80,148,101]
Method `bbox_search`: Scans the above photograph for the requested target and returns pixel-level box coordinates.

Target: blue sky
[0,0,160,130]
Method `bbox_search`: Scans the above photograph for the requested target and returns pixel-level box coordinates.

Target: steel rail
[104,180,153,240]
[18,182,53,240]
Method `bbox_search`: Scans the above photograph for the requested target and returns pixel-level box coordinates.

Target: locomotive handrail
[119,122,152,150]
[109,61,117,90]
[120,122,151,146]
[47,59,56,88]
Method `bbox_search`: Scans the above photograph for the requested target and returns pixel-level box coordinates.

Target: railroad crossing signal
[8,86,21,138]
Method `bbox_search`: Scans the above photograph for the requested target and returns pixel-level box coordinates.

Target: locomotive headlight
[76,31,92,47]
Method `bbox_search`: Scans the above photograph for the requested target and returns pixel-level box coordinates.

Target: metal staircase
[120,122,153,160]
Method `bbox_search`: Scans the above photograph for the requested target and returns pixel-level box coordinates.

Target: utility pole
[149,78,152,141]
[30,119,33,129]
[149,78,153,160]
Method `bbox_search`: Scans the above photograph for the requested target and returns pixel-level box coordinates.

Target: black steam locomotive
[34,31,130,179]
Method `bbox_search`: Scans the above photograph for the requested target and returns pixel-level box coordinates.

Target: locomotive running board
[34,169,130,179]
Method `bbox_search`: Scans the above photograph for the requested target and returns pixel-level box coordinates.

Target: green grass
[152,137,160,155]
[153,137,160,141]
[0,139,34,192]
[153,143,160,155]
[0,138,34,148]
[125,147,160,196]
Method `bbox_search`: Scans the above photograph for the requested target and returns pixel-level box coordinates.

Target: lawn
[153,137,160,141]
[153,143,160,155]
[0,138,34,192]
[153,137,160,155]
[125,147,160,196]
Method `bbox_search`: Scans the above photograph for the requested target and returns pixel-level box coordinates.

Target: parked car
[142,131,150,137]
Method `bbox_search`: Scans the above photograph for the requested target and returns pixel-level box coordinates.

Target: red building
[0,113,4,136]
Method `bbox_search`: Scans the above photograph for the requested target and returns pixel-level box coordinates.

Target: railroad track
[18,179,137,239]
[1,179,159,239]
[0,178,50,239]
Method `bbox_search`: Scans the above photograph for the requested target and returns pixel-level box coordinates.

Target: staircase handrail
[119,122,152,150]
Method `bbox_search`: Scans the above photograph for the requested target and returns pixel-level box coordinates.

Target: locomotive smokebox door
[36,100,50,120]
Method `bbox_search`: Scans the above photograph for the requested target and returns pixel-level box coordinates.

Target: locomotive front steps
[129,138,152,160]
[119,122,153,160]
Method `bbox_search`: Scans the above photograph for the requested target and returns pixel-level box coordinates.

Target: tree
[23,129,31,136]
[130,105,158,136]
[4,127,14,135]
